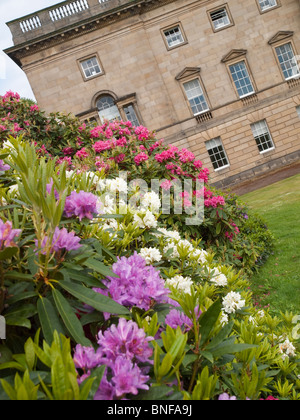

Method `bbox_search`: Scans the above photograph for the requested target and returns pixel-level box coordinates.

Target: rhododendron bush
[0,92,298,401]
[0,91,274,273]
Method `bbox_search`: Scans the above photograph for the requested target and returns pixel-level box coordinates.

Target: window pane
[164,26,184,48]
[97,96,121,122]
[205,137,229,170]
[123,104,140,127]
[229,62,255,97]
[210,8,230,30]
[81,56,102,78]
[259,0,277,11]
[296,106,300,119]
[275,43,300,80]
[251,120,275,153]
[183,79,209,115]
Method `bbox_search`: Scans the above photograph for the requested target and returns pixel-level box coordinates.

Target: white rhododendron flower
[222,291,245,314]
[166,275,193,295]
[140,247,162,265]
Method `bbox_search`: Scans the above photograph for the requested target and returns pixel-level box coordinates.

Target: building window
[205,138,230,171]
[163,26,185,48]
[296,106,300,118]
[209,5,233,31]
[80,56,102,80]
[183,79,210,116]
[123,104,140,127]
[96,96,121,122]
[229,61,255,98]
[275,43,300,80]
[251,120,275,154]
[257,0,279,13]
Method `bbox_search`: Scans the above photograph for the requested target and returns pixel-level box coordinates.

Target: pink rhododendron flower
[30,105,39,112]
[161,180,173,190]
[204,196,225,208]
[178,148,195,163]
[63,147,75,156]
[75,147,89,159]
[134,152,149,165]
[93,140,112,153]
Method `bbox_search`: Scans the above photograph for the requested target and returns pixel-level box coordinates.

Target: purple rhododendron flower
[46,179,60,200]
[94,252,169,313]
[52,227,81,252]
[64,190,99,221]
[0,159,10,171]
[35,227,81,254]
[165,309,193,331]
[73,344,102,371]
[74,318,153,400]
[97,317,153,364]
[0,219,21,248]
[165,306,202,332]
[112,356,150,397]
[218,393,237,400]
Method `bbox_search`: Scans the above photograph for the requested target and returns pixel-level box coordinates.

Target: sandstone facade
[5,0,300,187]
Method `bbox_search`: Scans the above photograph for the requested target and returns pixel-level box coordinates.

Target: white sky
[0,0,60,100]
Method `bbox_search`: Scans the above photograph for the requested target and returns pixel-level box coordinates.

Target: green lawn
[241,173,300,315]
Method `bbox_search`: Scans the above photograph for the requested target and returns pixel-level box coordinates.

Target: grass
[241,173,300,315]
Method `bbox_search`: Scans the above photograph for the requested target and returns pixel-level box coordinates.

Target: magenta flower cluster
[73,318,153,400]
[64,190,99,221]
[0,219,21,249]
[94,252,169,316]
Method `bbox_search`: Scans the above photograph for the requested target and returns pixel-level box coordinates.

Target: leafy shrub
[0,92,298,400]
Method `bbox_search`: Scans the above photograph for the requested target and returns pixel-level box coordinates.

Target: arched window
[96,95,121,122]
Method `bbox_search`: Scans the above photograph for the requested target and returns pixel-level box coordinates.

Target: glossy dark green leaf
[52,289,91,346]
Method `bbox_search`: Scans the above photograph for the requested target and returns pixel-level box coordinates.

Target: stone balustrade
[6,0,130,45]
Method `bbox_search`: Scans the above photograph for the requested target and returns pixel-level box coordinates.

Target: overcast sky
[0,0,60,100]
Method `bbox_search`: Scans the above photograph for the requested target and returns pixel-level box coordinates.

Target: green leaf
[24,338,36,371]
[210,341,257,358]
[59,280,129,316]
[52,289,91,346]
[83,366,106,400]
[206,321,234,350]
[199,299,222,346]
[5,316,31,329]
[0,247,18,261]
[51,356,68,400]
[37,297,65,344]
[84,258,117,278]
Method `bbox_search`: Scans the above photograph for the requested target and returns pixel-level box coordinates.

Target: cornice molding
[4,0,177,67]
[221,49,247,63]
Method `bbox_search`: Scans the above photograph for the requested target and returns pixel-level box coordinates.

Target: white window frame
[228,61,255,98]
[205,137,230,171]
[210,7,230,31]
[183,78,210,116]
[123,103,140,127]
[251,120,275,154]
[164,26,184,48]
[274,42,300,81]
[257,0,280,13]
[96,95,121,123]
[161,23,187,50]
[79,55,103,81]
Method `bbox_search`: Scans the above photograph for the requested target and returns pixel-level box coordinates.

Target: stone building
[4,0,300,188]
